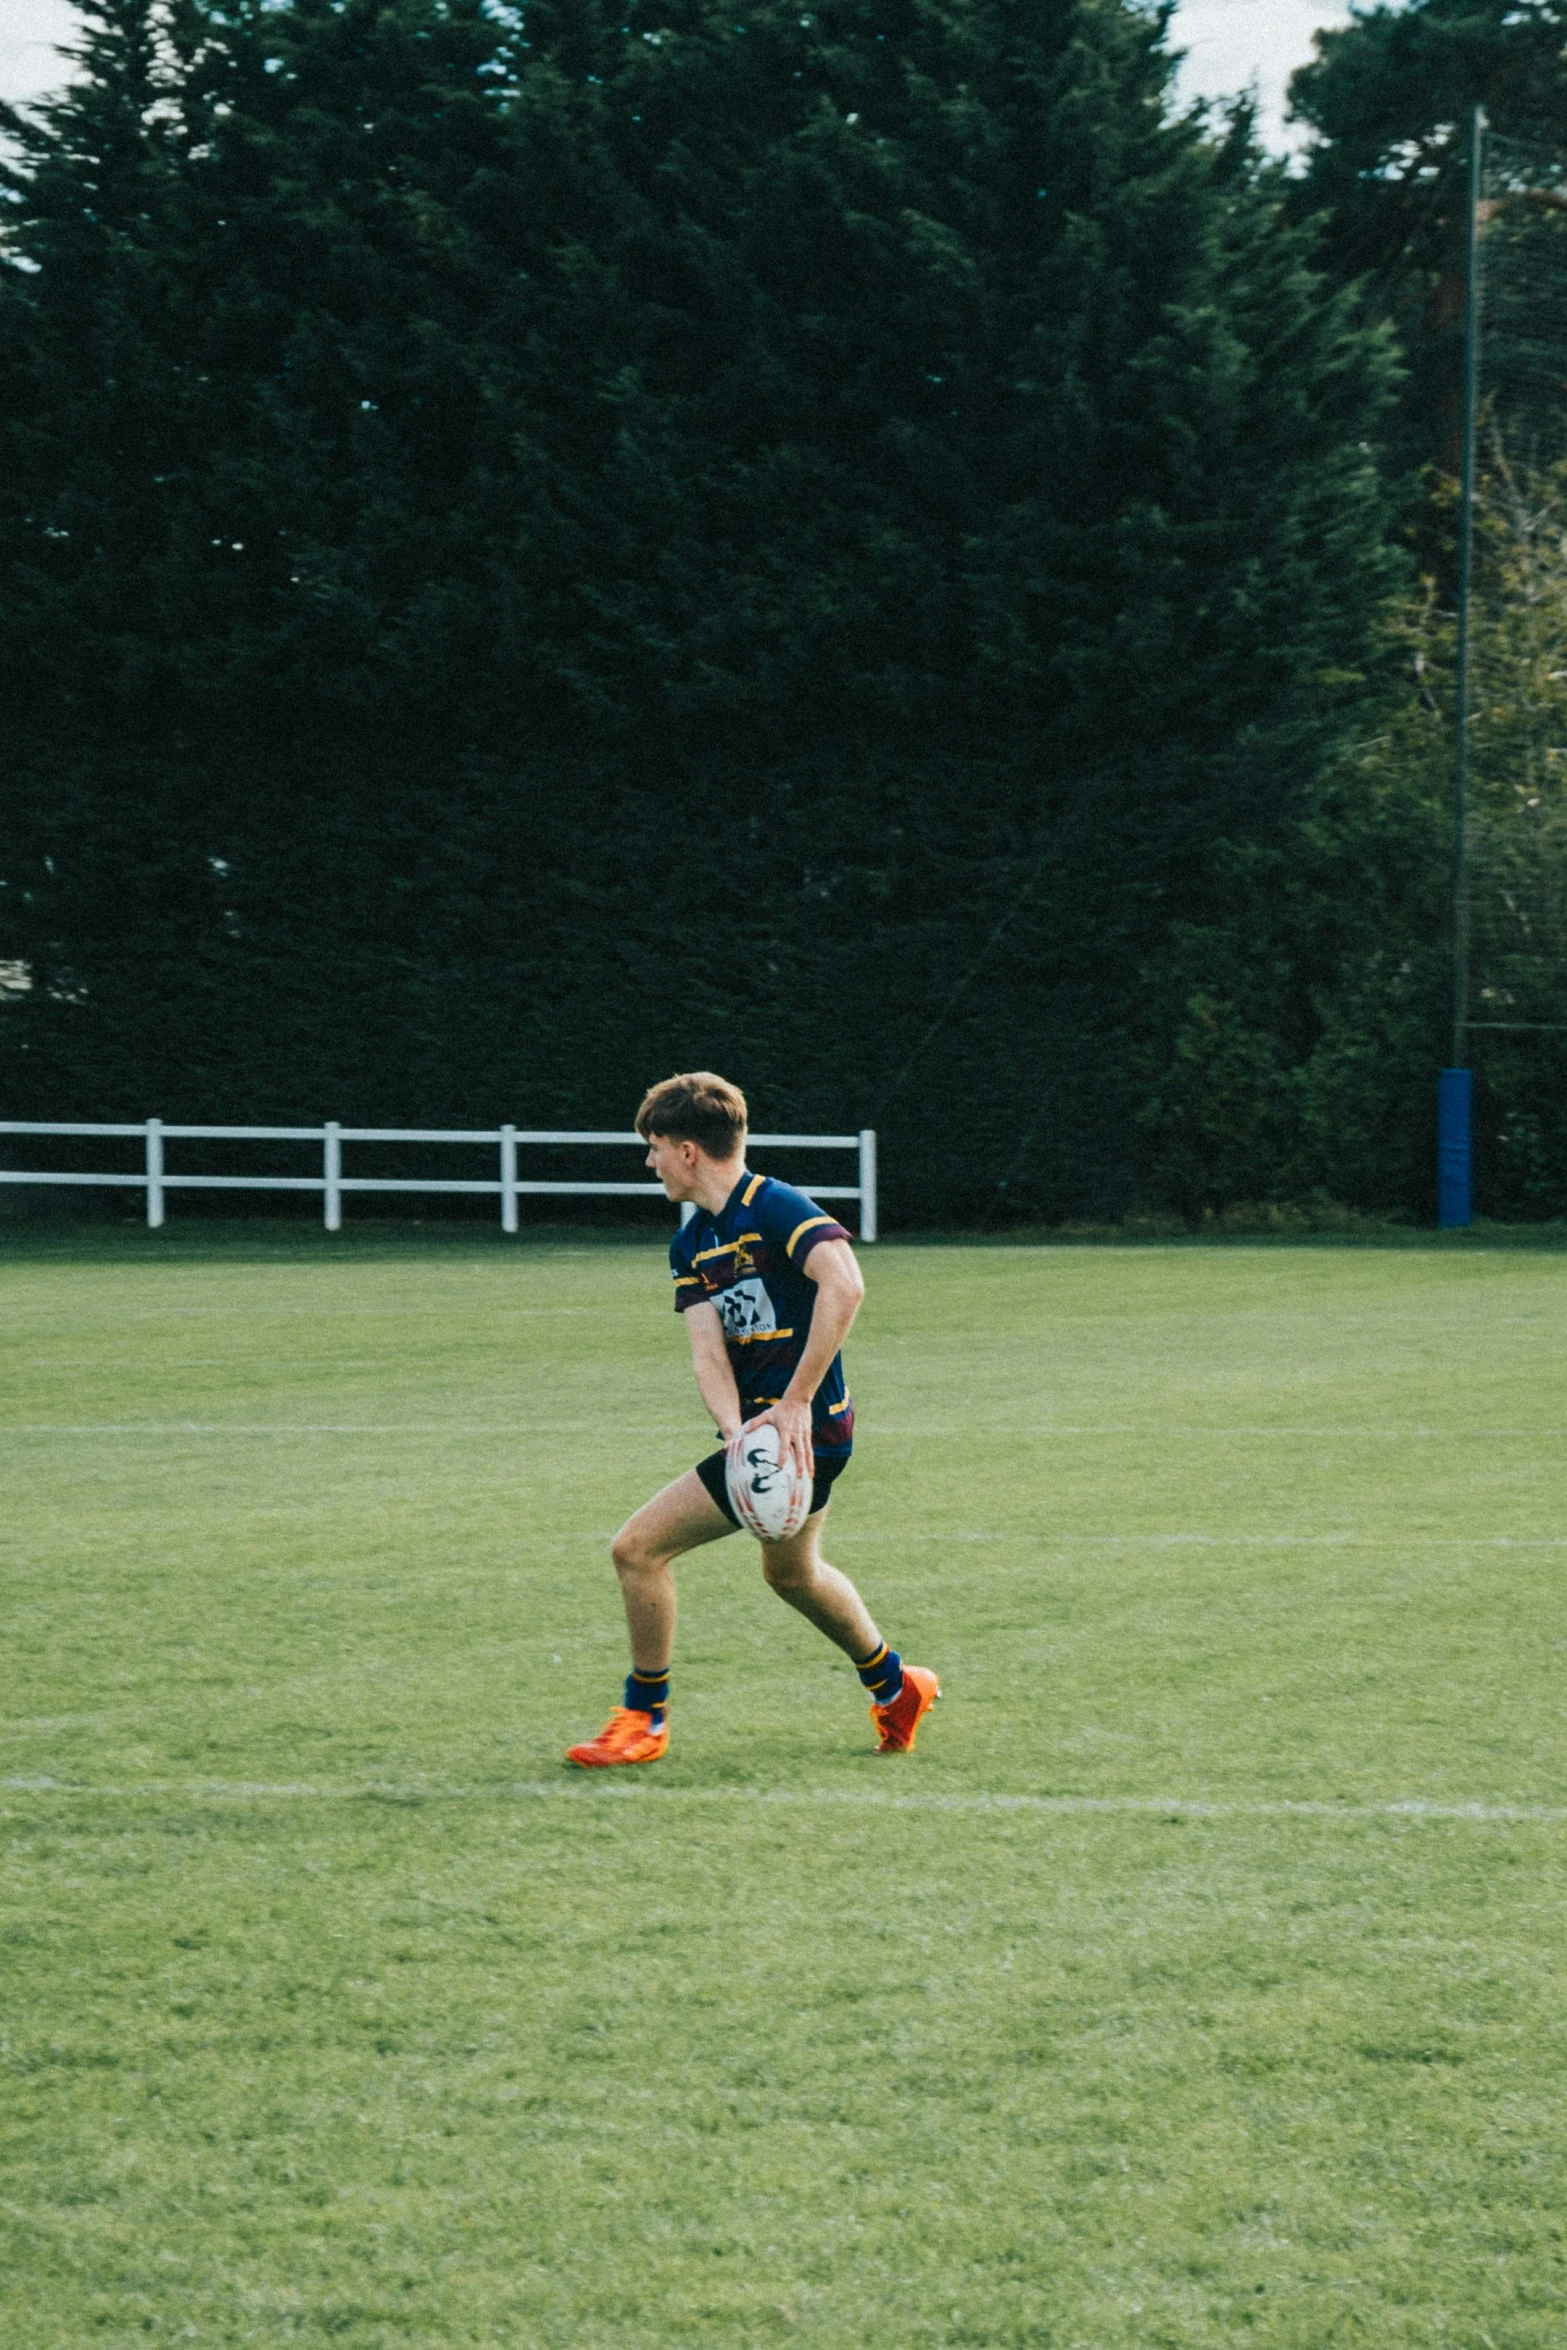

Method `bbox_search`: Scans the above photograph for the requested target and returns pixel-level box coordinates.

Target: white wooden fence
[0,1122,879,1239]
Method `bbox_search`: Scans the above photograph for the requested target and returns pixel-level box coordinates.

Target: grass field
[2,1220,1565,2347]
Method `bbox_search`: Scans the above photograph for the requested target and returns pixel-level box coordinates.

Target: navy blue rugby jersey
[669,1171,855,1457]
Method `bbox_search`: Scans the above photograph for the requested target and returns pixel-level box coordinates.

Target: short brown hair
[635,1070,748,1157]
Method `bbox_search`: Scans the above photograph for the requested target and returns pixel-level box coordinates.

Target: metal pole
[145,1118,164,1229]
[1438,105,1485,1231]
[1437,1067,1473,1229]
[323,1121,342,1232]
[1452,103,1485,1069]
[500,1123,518,1233]
[858,1128,878,1243]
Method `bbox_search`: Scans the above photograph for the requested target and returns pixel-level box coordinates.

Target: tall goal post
[1436,110,1567,1224]
[1440,105,1485,1231]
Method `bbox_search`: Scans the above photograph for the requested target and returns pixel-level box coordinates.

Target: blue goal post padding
[1437,1067,1473,1229]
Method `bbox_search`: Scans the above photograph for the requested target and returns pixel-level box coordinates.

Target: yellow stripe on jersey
[731,1327,793,1344]
[692,1231,762,1264]
[741,1173,764,1206]
[786,1214,834,1258]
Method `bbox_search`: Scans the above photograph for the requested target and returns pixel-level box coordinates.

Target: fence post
[323,1121,342,1232]
[858,1128,878,1243]
[145,1118,165,1229]
[500,1124,518,1233]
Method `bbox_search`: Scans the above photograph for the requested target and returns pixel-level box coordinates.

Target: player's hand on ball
[746,1395,814,1481]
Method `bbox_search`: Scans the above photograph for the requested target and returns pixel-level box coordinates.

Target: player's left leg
[565,1470,732,1768]
[757,1505,880,1657]
[759,1509,941,1753]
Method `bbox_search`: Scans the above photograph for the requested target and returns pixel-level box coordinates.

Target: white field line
[835,1531,1567,1548]
[871,1425,1560,1441]
[0,1421,1554,1442]
[0,1422,700,1437]
[1,1778,1562,1824]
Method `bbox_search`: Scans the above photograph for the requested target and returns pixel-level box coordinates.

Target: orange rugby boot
[871,1663,941,1754]
[565,1707,669,1768]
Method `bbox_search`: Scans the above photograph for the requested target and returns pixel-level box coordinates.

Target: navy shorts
[696,1446,849,1531]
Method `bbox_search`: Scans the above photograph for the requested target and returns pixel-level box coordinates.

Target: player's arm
[752,1239,865,1476]
[683,1299,745,1442]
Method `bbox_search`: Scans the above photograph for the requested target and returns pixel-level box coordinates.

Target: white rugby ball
[724,1423,813,1542]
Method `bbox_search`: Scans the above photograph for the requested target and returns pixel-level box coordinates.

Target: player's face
[644,1132,698,1200]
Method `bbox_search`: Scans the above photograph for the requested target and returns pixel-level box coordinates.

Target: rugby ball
[724,1422,812,1542]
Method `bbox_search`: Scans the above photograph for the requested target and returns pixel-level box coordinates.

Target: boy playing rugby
[566,1071,939,1766]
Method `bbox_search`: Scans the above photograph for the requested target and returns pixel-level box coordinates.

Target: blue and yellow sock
[855,1643,903,1707]
[625,1668,669,1729]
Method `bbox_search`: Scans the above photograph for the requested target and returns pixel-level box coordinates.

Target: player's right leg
[565,1471,733,1767]
[757,1508,941,1753]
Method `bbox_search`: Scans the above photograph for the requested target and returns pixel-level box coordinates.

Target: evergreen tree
[1142,457,1567,1225]
[1,0,1400,1220]
[1288,0,1567,479]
